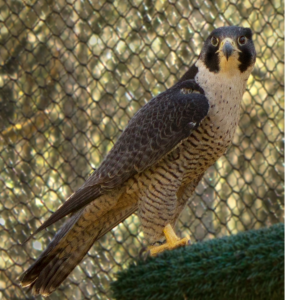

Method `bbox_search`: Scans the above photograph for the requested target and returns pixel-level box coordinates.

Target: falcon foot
[148,224,191,256]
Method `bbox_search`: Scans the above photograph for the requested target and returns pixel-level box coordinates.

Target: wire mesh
[0,0,284,299]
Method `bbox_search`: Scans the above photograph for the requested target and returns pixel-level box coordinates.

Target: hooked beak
[216,38,241,61]
[223,42,233,61]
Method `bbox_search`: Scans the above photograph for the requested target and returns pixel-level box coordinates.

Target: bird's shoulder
[88,79,210,189]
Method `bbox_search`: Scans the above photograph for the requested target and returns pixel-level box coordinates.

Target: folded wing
[28,80,209,238]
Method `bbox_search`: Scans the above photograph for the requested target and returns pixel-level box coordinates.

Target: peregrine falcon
[20,26,256,295]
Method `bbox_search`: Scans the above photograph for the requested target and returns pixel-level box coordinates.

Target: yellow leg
[148,224,191,256]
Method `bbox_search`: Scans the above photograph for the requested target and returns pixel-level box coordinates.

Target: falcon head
[199,26,256,74]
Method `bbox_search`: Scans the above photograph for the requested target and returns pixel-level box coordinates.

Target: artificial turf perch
[111,224,284,300]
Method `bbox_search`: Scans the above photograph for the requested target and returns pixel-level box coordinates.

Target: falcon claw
[148,224,191,256]
[139,246,151,261]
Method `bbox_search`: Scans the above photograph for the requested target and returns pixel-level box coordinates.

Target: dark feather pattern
[20,210,83,288]
[24,187,101,242]
[26,79,209,238]
[84,79,208,190]
[20,206,136,295]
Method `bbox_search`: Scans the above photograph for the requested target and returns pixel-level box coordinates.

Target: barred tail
[20,203,137,296]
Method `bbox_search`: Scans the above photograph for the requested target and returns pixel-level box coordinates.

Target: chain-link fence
[0,0,283,299]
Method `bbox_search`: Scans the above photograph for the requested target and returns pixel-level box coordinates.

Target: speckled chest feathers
[128,61,254,243]
[178,58,253,182]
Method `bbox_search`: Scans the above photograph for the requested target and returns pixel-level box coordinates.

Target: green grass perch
[111,223,284,300]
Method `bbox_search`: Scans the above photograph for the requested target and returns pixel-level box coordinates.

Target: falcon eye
[211,36,219,47]
[238,36,247,46]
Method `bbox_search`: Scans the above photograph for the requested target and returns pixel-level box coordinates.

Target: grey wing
[94,81,208,189]
[29,80,209,238]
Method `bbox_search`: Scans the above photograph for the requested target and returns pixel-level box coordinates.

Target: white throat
[194,59,253,133]
[195,59,253,107]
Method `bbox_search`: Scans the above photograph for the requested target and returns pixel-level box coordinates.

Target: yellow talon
[148,224,190,256]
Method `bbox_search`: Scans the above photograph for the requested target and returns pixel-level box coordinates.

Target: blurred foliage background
[0,0,283,299]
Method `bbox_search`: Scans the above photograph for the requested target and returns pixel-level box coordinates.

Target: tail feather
[24,186,101,243]
[30,241,96,296]
[20,202,137,296]
[96,205,138,241]
[30,257,66,295]
[21,209,83,288]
